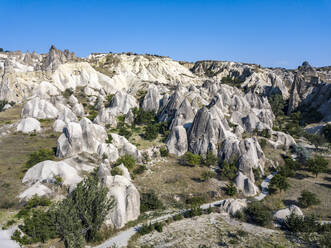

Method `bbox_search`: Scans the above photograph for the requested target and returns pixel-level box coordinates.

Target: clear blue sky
[1,0,330,68]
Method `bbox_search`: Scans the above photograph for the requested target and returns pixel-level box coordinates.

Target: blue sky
[1,0,330,68]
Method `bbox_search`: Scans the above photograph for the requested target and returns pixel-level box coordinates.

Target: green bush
[25,195,51,209]
[220,160,238,180]
[116,154,136,169]
[200,171,216,182]
[298,190,320,208]
[133,108,155,125]
[137,223,154,235]
[111,167,123,176]
[245,202,272,227]
[203,151,218,167]
[257,129,271,138]
[182,152,202,167]
[106,134,113,143]
[224,183,237,196]
[118,126,132,139]
[186,196,205,207]
[63,88,74,98]
[306,134,327,149]
[322,124,331,143]
[159,146,169,157]
[268,94,285,117]
[154,222,163,232]
[183,207,202,218]
[140,192,163,212]
[25,149,55,169]
[172,214,184,221]
[259,139,267,149]
[143,124,159,140]
[284,214,320,233]
[133,165,147,175]
[306,155,328,177]
[269,174,289,193]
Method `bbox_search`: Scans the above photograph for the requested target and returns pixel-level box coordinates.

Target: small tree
[200,171,215,182]
[203,151,218,167]
[220,160,238,180]
[159,146,169,157]
[245,201,272,227]
[143,124,159,140]
[322,124,331,143]
[307,155,328,178]
[269,174,289,193]
[224,183,237,196]
[182,152,202,167]
[307,134,327,149]
[298,190,320,208]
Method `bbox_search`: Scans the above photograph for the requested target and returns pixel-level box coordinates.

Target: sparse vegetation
[224,183,237,196]
[116,154,136,169]
[245,201,272,227]
[203,151,218,167]
[306,155,328,177]
[182,152,202,167]
[111,166,123,176]
[159,146,169,157]
[220,160,238,180]
[25,148,55,169]
[269,174,289,193]
[140,191,164,212]
[298,190,320,208]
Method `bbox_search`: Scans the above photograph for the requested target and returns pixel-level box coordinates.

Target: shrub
[111,167,123,176]
[259,139,267,149]
[306,134,327,149]
[220,160,238,180]
[245,201,272,227]
[182,152,202,167]
[224,183,237,196]
[278,166,295,178]
[118,126,132,139]
[154,222,163,232]
[0,100,9,112]
[186,196,205,207]
[25,149,55,169]
[143,124,159,140]
[284,214,320,233]
[268,93,285,117]
[63,88,74,98]
[201,171,216,182]
[284,157,300,171]
[132,108,155,125]
[322,124,331,143]
[25,195,51,209]
[172,214,184,221]
[203,151,218,167]
[253,168,261,181]
[306,155,328,177]
[116,154,136,169]
[133,165,147,175]
[140,192,163,212]
[298,190,320,208]
[257,129,271,138]
[183,207,202,218]
[159,146,169,157]
[106,134,113,143]
[269,174,289,193]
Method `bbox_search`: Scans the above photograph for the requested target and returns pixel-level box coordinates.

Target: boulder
[218,198,247,216]
[97,143,120,162]
[235,172,258,196]
[111,133,140,159]
[16,117,41,133]
[19,182,52,201]
[274,205,304,223]
[166,125,188,156]
[2,103,12,111]
[22,160,82,186]
[270,131,296,149]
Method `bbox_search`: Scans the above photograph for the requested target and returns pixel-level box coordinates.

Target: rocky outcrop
[19,182,52,201]
[166,125,188,156]
[97,143,120,162]
[218,198,247,216]
[188,105,232,155]
[41,45,76,71]
[274,205,303,223]
[109,91,138,115]
[269,131,296,149]
[142,85,161,112]
[21,97,58,119]
[169,98,195,130]
[16,117,41,133]
[56,117,107,157]
[97,164,140,229]
[22,160,82,186]
[111,133,140,159]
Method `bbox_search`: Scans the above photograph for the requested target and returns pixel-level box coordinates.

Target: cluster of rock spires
[0,46,330,229]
